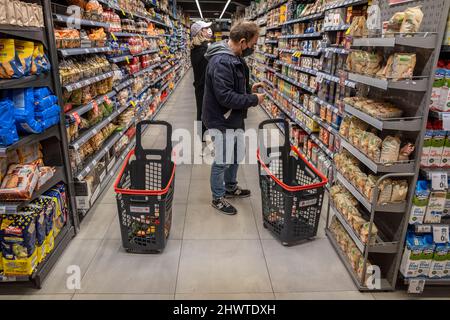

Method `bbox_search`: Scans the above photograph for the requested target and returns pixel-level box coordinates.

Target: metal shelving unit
[249,0,450,293]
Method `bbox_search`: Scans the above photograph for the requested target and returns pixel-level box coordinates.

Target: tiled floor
[1,70,447,300]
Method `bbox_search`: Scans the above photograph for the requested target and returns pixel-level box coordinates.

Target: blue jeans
[210,130,244,200]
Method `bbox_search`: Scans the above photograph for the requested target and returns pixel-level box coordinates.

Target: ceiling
[176,0,250,20]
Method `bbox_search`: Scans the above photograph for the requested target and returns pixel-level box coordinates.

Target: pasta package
[0,164,39,200]
[0,38,24,79]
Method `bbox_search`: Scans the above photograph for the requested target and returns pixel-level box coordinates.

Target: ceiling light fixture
[219,0,231,19]
[195,0,203,19]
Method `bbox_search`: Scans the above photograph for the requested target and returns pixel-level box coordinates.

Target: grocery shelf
[0,24,47,46]
[310,134,334,159]
[262,78,274,88]
[336,171,408,213]
[53,13,110,28]
[325,229,393,291]
[267,0,288,11]
[340,138,416,174]
[265,39,279,44]
[264,52,278,59]
[352,34,437,49]
[112,31,159,39]
[317,71,356,88]
[277,48,322,56]
[347,73,429,92]
[63,70,114,92]
[275,72,316,93]
[75,119,135,180]
[323,25,350,32]
[265,66,277,73]
[70,103,131,149]
[420,167,450,180]
[429,110,450,120]
[59,47,111,57]
[66,91,117,120]
[115,78,134,92]
[0,167,66,215]
[282,12,324,25]
[404,278,450,286]
[330,202,365,252]
[0,73,51,90]
[275,60,318,76]
[266,25,282,31]
[132,63,161,77]
[344,104,422,131]
[108,54,133,63]
[324,47,350,55]
[0,125,60,157]
[323,0,368,10]
[312,96,340,114]
[279,32,323,39]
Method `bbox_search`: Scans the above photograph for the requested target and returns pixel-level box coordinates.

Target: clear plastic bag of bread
[364,175,377,201]
[391,53,416,80]
[367,133,382,162]
[386,11,405,37]
[380,135,401,164]
[366,51,383,75]
[391,180,408,202]
[0,164,39,200]
[360,222,378,245]
[347,16,367,38]
[377,178,393,204]
[400,6,424,34]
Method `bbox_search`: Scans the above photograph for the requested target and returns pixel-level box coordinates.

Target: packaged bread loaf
[386,11,405,36]
[360,222,378,245]
[391,53,416,80]
[391,180,408,202]
[0,164,39,200]
[380,135,401,163]
[377,179,393,204]
[367,133,382,162]
[0,0,7,24]
[366,52,383,75]
[400,6,423,34]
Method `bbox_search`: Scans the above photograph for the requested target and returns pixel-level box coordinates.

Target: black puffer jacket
[202,41,258,131]
[190,41,209,93]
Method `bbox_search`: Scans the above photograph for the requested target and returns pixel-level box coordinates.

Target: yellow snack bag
[0,38,23,79]
[15,39,34,76]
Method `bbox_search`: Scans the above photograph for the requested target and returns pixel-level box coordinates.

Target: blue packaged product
[35,104,60,120]
[0,214,37,259]
[38,115,60,130]
[0,98,15,129]
[10,88,34,120]
[33,87,52,101]
[0,125,19,146]
[16,118,42,134]
[35,95,58,112]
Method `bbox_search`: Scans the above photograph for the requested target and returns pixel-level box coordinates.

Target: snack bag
[0,38,24,79]
[21,205,47,263]
[0,98,19,147]
[15,40,34,76]
[10,88,42,134]
[35,104,60,120]
[35,44,50,74]
[0,164,39,200]
[35,95,58,112]
[386,11,405,36]
[390,53,416,80]
[1,214,38,276]
[38,115,60,130]
[16,142,42,164]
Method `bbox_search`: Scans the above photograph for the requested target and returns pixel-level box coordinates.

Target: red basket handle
[257,146,328,192]
[114,148,176,196]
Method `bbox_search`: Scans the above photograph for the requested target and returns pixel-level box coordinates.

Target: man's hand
[252,82,264,93]
[255,93,265,104]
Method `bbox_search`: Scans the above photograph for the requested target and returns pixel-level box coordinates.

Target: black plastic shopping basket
[114,120,175,253]
[257,119,328,246]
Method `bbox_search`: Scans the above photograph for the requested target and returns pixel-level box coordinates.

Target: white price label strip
[407,279,425,294]
[442,113,450,130]
[433,225,449,244]
[431,172,448,190]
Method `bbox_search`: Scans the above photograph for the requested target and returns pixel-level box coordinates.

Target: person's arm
[212,60,258,110]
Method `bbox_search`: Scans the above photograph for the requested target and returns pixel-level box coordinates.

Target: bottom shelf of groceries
[0,183,75,287]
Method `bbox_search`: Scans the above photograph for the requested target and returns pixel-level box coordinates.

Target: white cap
[191,21,212,37]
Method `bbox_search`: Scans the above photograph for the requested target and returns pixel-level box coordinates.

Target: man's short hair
[229,21,259,42]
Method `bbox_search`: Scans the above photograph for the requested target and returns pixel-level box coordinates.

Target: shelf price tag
[433,225,449,244]
[407,279,425,294]
[431,172,448,190]
[442,113,450,130]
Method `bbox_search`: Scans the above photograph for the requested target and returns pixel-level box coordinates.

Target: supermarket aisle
[0,70,448,300]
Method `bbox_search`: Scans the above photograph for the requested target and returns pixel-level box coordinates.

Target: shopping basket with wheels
[257,119,328,246]
[114,120,175,253]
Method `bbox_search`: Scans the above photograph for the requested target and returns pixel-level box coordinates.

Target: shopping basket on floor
[114,120,175,253]
[257,119,328,246]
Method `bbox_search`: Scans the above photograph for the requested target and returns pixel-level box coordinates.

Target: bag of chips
[0,38,24,79]
[15,39,34,76]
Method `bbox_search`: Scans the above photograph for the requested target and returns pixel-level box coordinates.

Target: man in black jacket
[202,21,265,215]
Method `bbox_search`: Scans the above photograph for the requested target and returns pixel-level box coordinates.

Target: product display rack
[248,0,450,293]
[47,0,191,220]
[0,0,78,288]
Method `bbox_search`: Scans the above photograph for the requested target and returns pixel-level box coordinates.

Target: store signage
[431,172,448,190]
[408,279,425,294]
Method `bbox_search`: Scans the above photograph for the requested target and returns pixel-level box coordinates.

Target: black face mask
[242,47,254,57]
